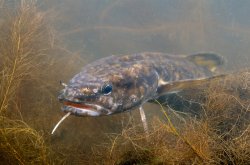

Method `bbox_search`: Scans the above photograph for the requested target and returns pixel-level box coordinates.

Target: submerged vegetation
[0,1,53,164]
[89,71,250,164]
[0,0,249,164]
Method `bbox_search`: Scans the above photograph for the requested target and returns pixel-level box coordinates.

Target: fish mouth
[61,101,110,116]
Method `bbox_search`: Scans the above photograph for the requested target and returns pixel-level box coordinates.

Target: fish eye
[102,84,112,95]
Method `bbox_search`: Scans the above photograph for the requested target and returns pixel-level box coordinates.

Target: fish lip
[60,100,111,116]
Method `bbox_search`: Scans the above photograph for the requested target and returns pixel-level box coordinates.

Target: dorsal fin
[187,53,224,72]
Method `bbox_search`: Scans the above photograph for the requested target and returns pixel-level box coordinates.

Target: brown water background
[48,0,250,146]
[1,0,250,163]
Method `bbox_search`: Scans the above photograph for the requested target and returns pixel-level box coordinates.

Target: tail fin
[187,53,224,72]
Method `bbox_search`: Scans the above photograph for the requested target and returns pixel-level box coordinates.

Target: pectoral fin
[157,74,225,96]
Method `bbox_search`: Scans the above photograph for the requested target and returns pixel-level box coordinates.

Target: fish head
[58,75,116,116]
[58,56,159,117]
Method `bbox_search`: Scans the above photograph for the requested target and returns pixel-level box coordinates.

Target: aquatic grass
[88,118,214,164]
[0,1,57,164]
[0,1,249,164]
[155,99,213,162]
[86,70,250,164]
[0,116,49,164]
[0,0,51,115]
[201,71,250,164]
[0,1,94,164]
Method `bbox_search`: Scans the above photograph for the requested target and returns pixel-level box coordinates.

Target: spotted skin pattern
[58,52,223,116]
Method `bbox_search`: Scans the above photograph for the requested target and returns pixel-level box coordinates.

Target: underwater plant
[0,1,249,164]
[0,1,55,164]
[86,70,250,165]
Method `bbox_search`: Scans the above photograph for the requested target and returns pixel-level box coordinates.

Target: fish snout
[58,87,82,102]
[58,93,65,102]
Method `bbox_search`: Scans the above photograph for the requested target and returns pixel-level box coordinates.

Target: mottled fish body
[58,52,224,117]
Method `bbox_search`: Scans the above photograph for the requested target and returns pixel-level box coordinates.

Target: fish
[52,52,224,134]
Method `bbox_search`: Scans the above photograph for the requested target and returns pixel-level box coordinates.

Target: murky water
[1,0,250,164]
[47,0,250,157]
[52,0,250,69]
